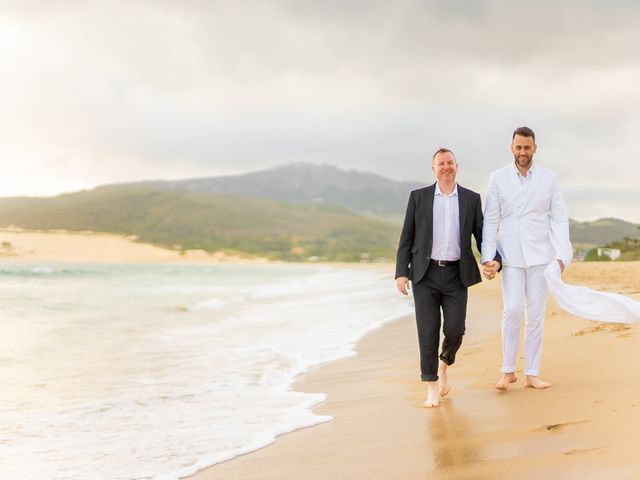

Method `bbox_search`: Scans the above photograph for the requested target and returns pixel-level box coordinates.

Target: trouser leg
[501,266,526,373]
[412,276,442,381]
[524,264,549,376]
[440,267,468,366]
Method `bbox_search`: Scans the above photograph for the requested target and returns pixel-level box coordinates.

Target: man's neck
[438,180,456,195]
[515,162,532,177]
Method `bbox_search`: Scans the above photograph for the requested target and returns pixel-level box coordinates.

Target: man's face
[432,151,458,182]
[511,134,537,170]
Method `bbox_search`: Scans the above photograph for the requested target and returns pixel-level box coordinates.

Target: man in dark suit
[395,148,500,407]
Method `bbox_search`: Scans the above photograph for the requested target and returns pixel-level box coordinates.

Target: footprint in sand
[572,323,630,336]
[563,446,605,455]
[536,420,591,432]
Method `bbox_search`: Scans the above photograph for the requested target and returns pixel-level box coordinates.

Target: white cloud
[0,1,638,221]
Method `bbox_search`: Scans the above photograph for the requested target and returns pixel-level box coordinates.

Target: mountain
[0,185,399,261]
[569,218,640,247]
[1,163,638,262]
[139,162,424,217]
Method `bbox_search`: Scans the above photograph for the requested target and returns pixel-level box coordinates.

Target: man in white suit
[481,127,572,390]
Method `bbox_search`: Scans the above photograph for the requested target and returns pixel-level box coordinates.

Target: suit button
[426,256,430,260]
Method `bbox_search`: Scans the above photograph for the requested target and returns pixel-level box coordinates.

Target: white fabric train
[544,261,640,324]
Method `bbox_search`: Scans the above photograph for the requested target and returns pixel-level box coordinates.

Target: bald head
[432,147,456,163]
[432,148,458,184]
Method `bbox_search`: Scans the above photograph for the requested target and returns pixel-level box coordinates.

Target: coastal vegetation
[584,230,640,261]
[0,186,397,261]
[1,165,638,262]
[570,218,640,247]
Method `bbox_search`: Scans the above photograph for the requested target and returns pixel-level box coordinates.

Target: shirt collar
[435,182,458,197]
[513,161,536,178]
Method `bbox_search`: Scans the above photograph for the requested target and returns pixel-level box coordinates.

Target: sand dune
[0,228,263,263]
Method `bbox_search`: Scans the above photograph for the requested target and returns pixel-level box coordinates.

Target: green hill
[584,236,640,261]
[2,163,638,263]
[570,218,640,247]
[130,162,424,216]
[0,186,399,261]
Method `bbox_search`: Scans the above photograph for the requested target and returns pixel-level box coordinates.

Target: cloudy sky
[1,0,639,221]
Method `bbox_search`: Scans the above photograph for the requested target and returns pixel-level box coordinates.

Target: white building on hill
[596,248,621,260]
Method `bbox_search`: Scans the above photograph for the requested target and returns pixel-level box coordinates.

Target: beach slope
[189,262,640,480]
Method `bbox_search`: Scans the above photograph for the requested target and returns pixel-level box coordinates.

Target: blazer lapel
[517,166,543,215]
[457,185,467,236]
[424,183,435,252]
[508,163,522,191]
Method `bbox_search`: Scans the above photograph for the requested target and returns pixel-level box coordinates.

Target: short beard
[514,155,532,169]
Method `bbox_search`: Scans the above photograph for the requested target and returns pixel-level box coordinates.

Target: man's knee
[503,302,524,322]
[443,323,465,338]
[524,311,545,329]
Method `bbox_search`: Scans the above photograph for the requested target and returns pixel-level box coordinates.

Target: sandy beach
[0,228,264,264]
[189,261,640,480]
[2,229,638,479]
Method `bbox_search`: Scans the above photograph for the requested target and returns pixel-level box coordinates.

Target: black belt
[430,259,460,267]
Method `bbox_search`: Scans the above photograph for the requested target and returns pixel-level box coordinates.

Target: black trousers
[412,263,468,381]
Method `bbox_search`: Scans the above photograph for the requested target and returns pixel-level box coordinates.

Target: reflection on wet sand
[423,398,487,479]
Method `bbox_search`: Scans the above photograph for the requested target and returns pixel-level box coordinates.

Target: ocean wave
[0,263,412,480]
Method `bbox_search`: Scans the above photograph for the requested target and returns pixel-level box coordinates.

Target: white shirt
[515,161,535,185]
[431,182,460,261]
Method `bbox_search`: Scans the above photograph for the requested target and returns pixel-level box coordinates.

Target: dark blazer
[395,183,497,287]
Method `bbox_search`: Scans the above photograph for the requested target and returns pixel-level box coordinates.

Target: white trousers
[501,265,548,376]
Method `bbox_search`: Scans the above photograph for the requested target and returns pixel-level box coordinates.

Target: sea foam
[0,263,412,479]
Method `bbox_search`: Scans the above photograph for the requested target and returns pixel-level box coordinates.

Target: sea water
[0,263,412,479]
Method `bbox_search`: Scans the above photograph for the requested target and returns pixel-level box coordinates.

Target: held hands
[395,276,410,296]
[482,261,500,280]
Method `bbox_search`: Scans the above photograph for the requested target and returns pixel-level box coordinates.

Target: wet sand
[189,262,640,480]
[3,229,637,479]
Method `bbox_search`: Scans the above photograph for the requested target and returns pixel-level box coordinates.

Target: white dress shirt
[431,182,460,261]
[516,162,535,185]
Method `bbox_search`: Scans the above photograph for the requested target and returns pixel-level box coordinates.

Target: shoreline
[3,228,639,478]
[188,262,640,480]
[186,275,504,480]
[1,252,404,480]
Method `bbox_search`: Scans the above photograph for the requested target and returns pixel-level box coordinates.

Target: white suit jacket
[481,162,572,268]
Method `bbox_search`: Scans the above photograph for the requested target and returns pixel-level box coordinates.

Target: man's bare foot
[438,361,451,397]
[525,376,551,389]
[424,381,440,408]
[495,372,517,391]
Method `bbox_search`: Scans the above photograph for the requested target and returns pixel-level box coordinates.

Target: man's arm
[473,192,501,279]
[481,172,500,265]
[549,173,572,271]
[472,192,484,255]
[395,192,415,295]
